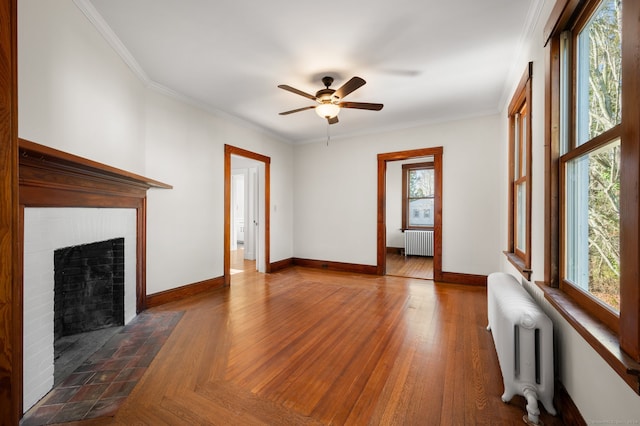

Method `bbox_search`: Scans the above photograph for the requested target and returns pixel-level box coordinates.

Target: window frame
[401,162,435,230]
[542,0,640,391]
[505,63,533,280]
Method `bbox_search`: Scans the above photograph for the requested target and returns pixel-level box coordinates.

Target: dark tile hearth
[21,310,184,426]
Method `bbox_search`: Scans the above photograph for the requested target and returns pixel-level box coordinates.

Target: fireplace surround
[19,139,171,412]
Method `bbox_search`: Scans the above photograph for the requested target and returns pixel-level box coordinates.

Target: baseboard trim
[386,246,403,255]
[555,380,586,425]
[437,271,487,286]
[270,257,293,272]
[146,276,226,308]
[292,258,378,275]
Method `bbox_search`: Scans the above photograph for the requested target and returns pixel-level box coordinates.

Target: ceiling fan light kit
[315,102,340,119]
[278,76,383,125]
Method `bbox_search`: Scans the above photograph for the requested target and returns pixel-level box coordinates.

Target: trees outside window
[545,0,640,378]
[559,0,622,329]
[402,163,434,229]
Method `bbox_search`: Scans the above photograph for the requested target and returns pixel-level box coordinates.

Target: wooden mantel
[16,139,171,417]
[18,138,172,313]
[19,138,172,206]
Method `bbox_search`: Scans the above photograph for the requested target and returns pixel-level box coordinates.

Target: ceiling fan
[278,76,383,125]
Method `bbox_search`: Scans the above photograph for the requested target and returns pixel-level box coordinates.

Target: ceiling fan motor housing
[316,88,336,103]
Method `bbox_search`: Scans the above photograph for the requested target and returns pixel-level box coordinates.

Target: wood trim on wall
[18,139,171,313]
[270,257,293,272]
[146,276,226,308]
[224,145,271,286]
[555,380,586,425]
[292,258,378,275]
[0,0,19,421]
[377,147,443,279]
[439,271,487,286]
[620,0,640,365]
[538,282,640,393]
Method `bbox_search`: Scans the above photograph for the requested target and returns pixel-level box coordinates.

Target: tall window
[546,0,640,372]
[559,0,622,330]
[402,163,434,229]
[506,63,533,279]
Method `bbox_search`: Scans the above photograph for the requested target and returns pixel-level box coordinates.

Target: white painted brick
[23,207,137,412]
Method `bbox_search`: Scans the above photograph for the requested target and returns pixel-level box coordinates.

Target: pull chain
[326,123,331,146]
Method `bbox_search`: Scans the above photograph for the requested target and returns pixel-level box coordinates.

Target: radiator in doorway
[404,230,433,256]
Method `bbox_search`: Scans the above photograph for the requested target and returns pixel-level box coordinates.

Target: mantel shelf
[18,138,171,315]
[19,139,172,197]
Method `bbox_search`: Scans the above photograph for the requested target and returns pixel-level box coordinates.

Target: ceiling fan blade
[279,106,316,115]
[339,101,384,111]
[333,77,366,100]
[328,116,339,125]
[278,84,317,101]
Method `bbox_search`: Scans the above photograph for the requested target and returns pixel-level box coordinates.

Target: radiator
[486,272,556,424]
[404,230,433,256]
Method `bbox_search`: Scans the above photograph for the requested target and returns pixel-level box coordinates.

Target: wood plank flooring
[66,258,562,425]
[386,253,433,280]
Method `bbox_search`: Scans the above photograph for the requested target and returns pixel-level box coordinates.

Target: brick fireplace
[23,208,137,409]
[19,139,171,413]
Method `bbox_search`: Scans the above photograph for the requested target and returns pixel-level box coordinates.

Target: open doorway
[377,147,443,281]
[224,145,271,285]
[385,157,435,280]
[230,159,259,275]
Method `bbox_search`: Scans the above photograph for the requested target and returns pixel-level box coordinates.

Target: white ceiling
[80,0,542,144]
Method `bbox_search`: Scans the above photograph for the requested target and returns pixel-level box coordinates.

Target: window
[545,0,640,378]
[557,0,622,331]
[402,162,434,229]
[506,63,533,279]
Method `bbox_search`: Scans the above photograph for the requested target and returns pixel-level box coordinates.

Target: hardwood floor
[386,252,434,280]
[68,262,562,425]
[231,246,254,272]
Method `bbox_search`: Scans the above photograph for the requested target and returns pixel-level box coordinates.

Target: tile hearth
[22,310,183,425]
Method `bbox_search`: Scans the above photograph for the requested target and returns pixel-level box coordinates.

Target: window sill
[535,281,640,395]
[503,251,532,281]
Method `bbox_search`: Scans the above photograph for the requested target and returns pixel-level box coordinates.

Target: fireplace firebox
[54,238,125,340]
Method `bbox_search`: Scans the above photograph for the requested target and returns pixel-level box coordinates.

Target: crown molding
[497,0,546,112]
[73,0,150,84]
[72,0,292,145]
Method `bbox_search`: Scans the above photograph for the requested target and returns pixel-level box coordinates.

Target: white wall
[386,160,404,248]
[293,115,503,276]
[18,0,145,174]
[498,0,640,423]
[18,0,295,295]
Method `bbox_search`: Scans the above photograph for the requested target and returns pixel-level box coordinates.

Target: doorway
[231,162,258,275]
[224,145,271,285]
[385,157,435,279]
[377,147,443,281]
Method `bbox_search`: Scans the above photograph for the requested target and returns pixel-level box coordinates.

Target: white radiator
[486,272,556,424]
[404,230,433,256]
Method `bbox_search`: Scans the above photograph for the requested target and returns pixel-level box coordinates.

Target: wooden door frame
[377,147,443,280]
[224,145,271,285]
[1,0,19,421]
